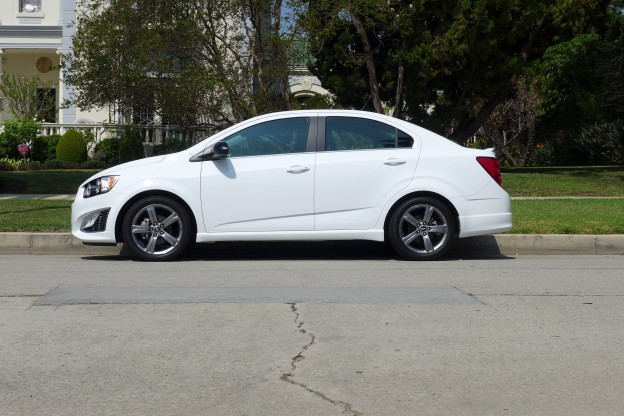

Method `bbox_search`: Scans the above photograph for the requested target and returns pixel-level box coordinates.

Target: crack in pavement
[281,303,359,416]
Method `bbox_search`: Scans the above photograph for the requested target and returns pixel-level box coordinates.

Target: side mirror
[190,141,229,162]
[211,141,229,159]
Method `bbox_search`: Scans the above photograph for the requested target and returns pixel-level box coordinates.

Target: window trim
[19,0,42,13]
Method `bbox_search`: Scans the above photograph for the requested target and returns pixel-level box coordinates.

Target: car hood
[82,155,166,184]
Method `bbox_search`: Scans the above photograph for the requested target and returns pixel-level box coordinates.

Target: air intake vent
[83,209,110,232]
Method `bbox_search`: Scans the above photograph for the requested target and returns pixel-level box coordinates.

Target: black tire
[122,196,193,261]
[387,197,456,260]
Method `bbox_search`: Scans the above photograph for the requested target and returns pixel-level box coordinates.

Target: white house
[1,0,329,132]
[0,0,111,124]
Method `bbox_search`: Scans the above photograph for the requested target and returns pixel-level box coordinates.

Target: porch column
[59,0,77,123]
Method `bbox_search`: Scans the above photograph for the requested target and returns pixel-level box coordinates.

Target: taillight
[476,156,502,186]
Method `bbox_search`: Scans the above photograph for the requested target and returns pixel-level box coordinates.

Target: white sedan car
[72,110,512,261]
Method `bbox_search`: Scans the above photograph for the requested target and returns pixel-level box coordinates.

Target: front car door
[200,117,316,233]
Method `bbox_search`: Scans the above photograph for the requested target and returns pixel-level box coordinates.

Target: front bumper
[71,190,123,244]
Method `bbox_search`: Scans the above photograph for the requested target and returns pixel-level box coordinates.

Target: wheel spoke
[146,205,158,223]
[422,205,434,224]
[429,224,448,234]
[161,231,179,247]
[402,212,419,227]
[402,230,420,245]
[132,225,151,234]
[422,234,434,253]
[161,212,180,228]
[145,234,158,254]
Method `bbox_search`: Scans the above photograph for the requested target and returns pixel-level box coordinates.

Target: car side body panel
[314,148,419,230]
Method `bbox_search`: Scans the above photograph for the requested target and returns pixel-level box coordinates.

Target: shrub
[0,158,15,171]
[29,136,51,162]
[93,137,122,165]
[153,137,188,156]
[0,157,41,171]
[577,121,624,165]
[82,159,105,169]
[527,143,556,167]
[44,135,62,160]
[83,129,97,154]
[42,159,66,169]
[16,158,42,171]
[56,129,88,163]
[0,119,40,159]
[118,127,145,163]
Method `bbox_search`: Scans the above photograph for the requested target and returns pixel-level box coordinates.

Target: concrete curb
[0,233,623,257]
[0,233,121,256]
[454,234,624,256]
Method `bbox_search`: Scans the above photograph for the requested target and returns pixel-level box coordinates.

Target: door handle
[384,158,406,166]
[287,165,310,174]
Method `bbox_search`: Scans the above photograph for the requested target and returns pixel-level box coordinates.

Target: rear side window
[325,117,414,151]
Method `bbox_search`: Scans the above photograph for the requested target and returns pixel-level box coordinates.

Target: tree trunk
[350,10,384,114]
[393,64,405,119]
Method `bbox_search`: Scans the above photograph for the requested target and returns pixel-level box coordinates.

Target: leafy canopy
[64,0,301,129]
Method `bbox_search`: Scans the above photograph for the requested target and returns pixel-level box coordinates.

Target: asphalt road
[1,248,623,415]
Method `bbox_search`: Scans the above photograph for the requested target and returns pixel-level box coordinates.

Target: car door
[314,116,420,230]
[201,117,316,232]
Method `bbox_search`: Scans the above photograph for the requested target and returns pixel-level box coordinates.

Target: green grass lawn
[0,167,623,233]
[0,199,72,232]
[510,199,624,234]
[502,167,624,197]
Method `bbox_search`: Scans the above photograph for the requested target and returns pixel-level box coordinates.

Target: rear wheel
[387,197,456,260]
[122,196,192,261]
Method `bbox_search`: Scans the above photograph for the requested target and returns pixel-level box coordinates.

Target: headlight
[83,175,120,198]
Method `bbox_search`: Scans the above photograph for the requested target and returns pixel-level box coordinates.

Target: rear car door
[314,116,420,230]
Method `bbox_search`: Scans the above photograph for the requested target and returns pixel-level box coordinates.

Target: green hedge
[56,129,88,163]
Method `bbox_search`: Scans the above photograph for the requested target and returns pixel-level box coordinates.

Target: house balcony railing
[39,123,215,146]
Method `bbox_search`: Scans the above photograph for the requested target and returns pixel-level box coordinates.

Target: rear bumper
[454,181,513,238]
[458,212,513,238]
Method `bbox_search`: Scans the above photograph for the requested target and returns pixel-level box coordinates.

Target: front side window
[224,117,310,158]
[325,117,414,151]
[20,0,42,12]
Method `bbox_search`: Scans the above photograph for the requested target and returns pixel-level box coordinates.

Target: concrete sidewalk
[0,194,75,200]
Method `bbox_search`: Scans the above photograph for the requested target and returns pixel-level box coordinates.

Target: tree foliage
[302,0,608,144]
[527,1,624,166]
[64,0,300,129]
[0,73,56,122]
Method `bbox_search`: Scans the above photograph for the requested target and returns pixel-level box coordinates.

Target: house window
[20,0,42,12]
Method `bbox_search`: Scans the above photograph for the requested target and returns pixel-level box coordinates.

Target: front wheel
[387,197,456,260]
[122,196,193,261]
